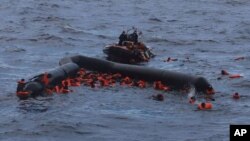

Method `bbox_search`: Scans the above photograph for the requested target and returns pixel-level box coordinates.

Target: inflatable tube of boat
[59,55,213,93]
[18,55,213,99]
[19,63,79,99]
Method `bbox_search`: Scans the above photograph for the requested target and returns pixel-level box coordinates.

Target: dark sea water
[1,0,250,141]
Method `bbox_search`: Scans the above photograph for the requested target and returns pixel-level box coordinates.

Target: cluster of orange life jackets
[40,68,173,95]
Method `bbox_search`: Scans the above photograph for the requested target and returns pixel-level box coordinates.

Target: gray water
[1,0,250,141]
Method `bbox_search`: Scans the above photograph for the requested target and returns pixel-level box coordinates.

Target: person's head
[18,79,25,84]
[122,31,125,34]
[221,70,229,75]
[156,94,164,101]
[47,74,52,78]
[233,92,240,99]
[190,96,196,100]
[201,102,206,108]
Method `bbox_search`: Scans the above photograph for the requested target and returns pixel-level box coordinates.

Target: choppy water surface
[1,0,250,140]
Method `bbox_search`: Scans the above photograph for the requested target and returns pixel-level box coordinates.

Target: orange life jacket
[71,82,81,87]
[137,80,146,88]
[198,102,212,110]
[229,74,242,79]
[41,72,49,86]
[54,86,61,93]
[16,91,30,97]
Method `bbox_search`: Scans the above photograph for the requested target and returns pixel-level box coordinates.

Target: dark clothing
[130,32,138,44]
[129,32,138,44]
[16,81,25,92]
[119,32,127,46]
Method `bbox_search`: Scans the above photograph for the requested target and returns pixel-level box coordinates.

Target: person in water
[118,31,127,46]
[152,94,164,101]
[16,79,26,92]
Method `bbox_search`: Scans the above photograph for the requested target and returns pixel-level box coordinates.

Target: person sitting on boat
[118,31,127,46]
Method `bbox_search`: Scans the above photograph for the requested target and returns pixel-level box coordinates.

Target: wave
[27,33,63,42]
[4,46,26,53]
[80,29,115,39]
[146,36,218,45]
[60,25,85,34]
[32,16,68,22]
[225,0,249,6]
[148,17,162,22]
[0,36,18,42]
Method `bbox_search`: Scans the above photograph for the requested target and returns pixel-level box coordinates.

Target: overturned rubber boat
[16,55,214,100]
[103,41,155,64]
